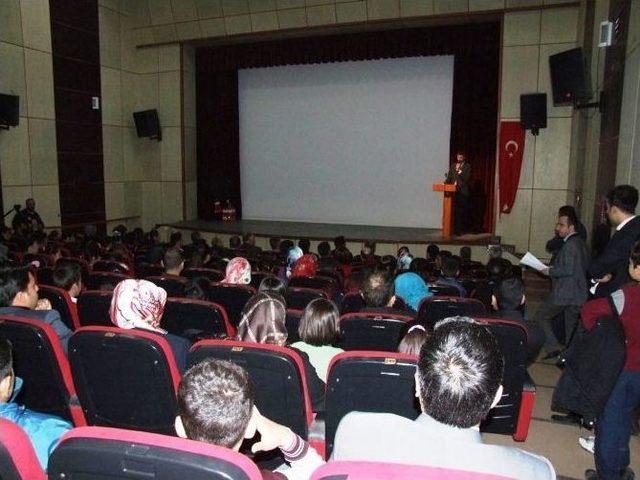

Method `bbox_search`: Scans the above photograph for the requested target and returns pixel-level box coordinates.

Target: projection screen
[238,55,454,228]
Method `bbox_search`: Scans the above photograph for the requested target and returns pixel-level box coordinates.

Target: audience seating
[161,297,235,338]
[340,293,364,314]
[69,326,180,434]
[288,276,338,295]
[146,275,190,297]
[0,419,46,480]
[35,266,54,286]
[285,286,327,310]
[48,426,262,480]
[285,308,304,344]
[188,340,313,440]
[0,314,85,426]
[182,267,224,282]
[339,312,413,351]
[84,272,131,291]
[77,290,113,327]
[310,461,514,480]
[325,352,419,457]
[37,284,80,330]
[417,296,487,329]
[427,284,462,297]
[207,283,256,327]
[248,271,270,290]
[135,262,164,278]
[92,260,131,275]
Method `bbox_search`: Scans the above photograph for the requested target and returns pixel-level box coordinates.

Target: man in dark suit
[446,152,472,235]
[545,205,587,257]
[535,209,590,359]
[589,185,640,298]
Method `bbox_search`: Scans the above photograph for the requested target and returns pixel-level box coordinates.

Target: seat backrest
[288,276,337,295]
[0,419,46,480]
[48,426,262,480]
[285,308,303,344]
[77,290,113,327]
[69,327,180,434]
[207,283,256,327]
[135,262,164,278]
[38,285,80,330]
[340,293,364,314]
[188,340,312,439]
[146,275,189,297]
[284,287,327,310]
[35,266,54,286]
[92,260,131,275]
[311,461,514,480]
[182,268,224,282]
[417,296,487,330]
[475,317,528,436]
[248,271,270,290]
[0,315,84,426]
[427,284,462,297]
[339,313,412,352]
[84,272,131,291]
[325,352,419,457]
[162,298,235,338]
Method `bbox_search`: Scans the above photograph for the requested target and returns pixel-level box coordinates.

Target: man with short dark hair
[546,205,587,256]
[435,255,467,296]
[360,270,416,318]
[53,260,83,303]
[241,232,262,257]
[229,235,242,250]
[163,248,184,276]
[589,185,640,298]
[175,358,323,479]
[317,241,338,272]
[332,317,554,478]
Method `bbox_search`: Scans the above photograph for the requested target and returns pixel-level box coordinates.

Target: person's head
[163,248,184,275]
[333,247,353,266]
[492,277,525,311]
[191,231,202,244]
[298,298,340,347]
[229,236,241,249]
[394,272,430,312]
[558,205,578,220]
[459,246,471,262]
[291,254,318,278]
[435,250,451,269]
[486,257,506,280]
[416,317,504,428]
[258,275,285,296]
[333,236,346,249]
[176,359,254,450]
[286,246,304,277]
[555,210,577,239]
[398,325,427,356]
[0,338,15,403]
[279,239,294,256]
[441,255,461,278]
[362,240,376,256]
[606,185,638,226]
[236,292,287,345]
[298,238,310,254]
[362,270,395,308]
[25,236,41,255]
[222,257,251,285]
[426,244,439,261]
[317,241,331,258]
[53,260,83,298]
[242,232,255,246]
[25,198,35,211]
[184,277,211,301]
[110,279,167,333]
[169,232,183,248]
[269,237,280,251]
[455,152,466,163]
[149,229,159,243]
[0,266,38,309]
[629,241,640,282]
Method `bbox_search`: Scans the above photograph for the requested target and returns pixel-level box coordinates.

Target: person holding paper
[534,210,589,360]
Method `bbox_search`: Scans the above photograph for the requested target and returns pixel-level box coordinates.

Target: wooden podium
[433,183,457,238]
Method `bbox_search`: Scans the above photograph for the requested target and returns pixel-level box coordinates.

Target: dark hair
[169,232,183,247]
[334,236,346,248]
[298,238,310,254]
[258,275,285,296]
[417,317,504,428]
[558,209,577,227]
[631,241,640,269]
[242,232,253,243]
[178,359,253,448]
[0,266,31,307]
[184,277,211,301]
[53,260,82,291]
[606,185,638,214]
[362,240,376,254]
[279,240,294,256]
[191,231,201,243]
[459,246,471,261]
[317,241,331,258]
[334,247,353,265]
[229,236,241,249]
[163,248,184,271]
[426,244,440,260]
[441,255,461,278]
[0,337,13,380]
[494,277,524,310]
[298,298,340,346]
[269,237,280,251]
[362,270,394,307]
[150,229,159,240]
[558,205,577,218]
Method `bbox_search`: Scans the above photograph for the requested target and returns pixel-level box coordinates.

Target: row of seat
[0,314,535,461]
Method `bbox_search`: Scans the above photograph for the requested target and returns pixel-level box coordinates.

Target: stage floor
[163,219,499,246]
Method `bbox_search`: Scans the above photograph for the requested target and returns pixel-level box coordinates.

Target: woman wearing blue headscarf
[394,272,432,312]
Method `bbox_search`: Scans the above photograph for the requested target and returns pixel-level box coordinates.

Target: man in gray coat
[536,209,590,359]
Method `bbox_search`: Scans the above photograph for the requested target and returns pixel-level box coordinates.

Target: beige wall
[0,0,61,228]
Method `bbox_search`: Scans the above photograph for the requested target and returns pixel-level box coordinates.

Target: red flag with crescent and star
[498,121,526,214]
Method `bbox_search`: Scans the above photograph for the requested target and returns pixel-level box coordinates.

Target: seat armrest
[513,371,536,442]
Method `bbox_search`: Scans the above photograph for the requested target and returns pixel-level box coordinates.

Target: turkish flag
[498,121,526,214]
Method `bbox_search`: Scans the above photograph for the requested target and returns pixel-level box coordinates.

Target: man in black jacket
[589,185,640,298]
[446,152,472,235]
[546,205,587,257]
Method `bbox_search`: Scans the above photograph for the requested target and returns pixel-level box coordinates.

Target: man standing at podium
[446,152,472,235]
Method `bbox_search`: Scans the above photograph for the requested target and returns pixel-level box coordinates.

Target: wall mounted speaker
[549,48,591,106]
[0,94,19,128]
[520,93,547,135]
[133,109,161,141]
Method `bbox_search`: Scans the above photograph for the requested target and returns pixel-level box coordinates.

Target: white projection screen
[238,55,454,228]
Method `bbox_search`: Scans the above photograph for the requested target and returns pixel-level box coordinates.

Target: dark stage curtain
[196,23,499,232]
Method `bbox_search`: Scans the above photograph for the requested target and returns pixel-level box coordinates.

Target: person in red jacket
[581,241,640,480]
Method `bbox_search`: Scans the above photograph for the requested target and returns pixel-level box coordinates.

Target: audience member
[459,246,472,263]
[394,272,432,312]
[236,292,325,411]
[286,247,304,279]
[333,247,354,278]
[242,233,262,257]
[162,247,185,277]
[426,243,439,262]
[229,235,242,250]
[332,317,555,479]
[184,277,211,301]
[298,238,311,254]
[175,358,323,479]
[582,241,640,480]
[0,338,72,469]
[269,237,281,252]
[169,232,183,249]
[221,257,252,285]
[436,255,467,296]
[317,241,339,272]
[53,260,83,303]
[291,254,318,278]
[358,240,378,268]
[396,246,413,271]
[0,266,72,353]
[258,275,286,297]
[360,270,416,318]
[12,198,44,232]
[588,185,640,297]
[110,279,190,373]
[397,325,427,356]
[290,298,343,382]
[546,206,587,256]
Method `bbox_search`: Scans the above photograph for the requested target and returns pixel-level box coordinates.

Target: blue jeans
[595,370,640,479]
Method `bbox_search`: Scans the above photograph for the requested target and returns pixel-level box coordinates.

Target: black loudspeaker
[133,109,161,140]
[0,94,19,128]
[520,93,547,135]
[549,48,591,106]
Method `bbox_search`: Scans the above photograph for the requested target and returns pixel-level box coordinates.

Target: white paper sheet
[519,252,548,272]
